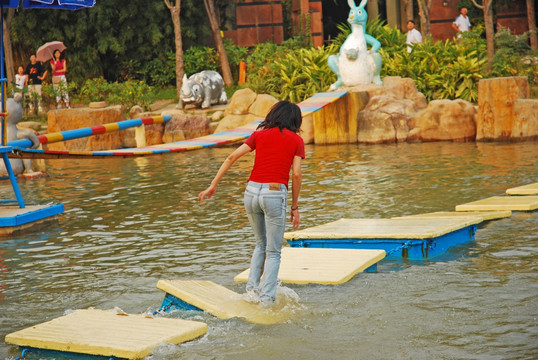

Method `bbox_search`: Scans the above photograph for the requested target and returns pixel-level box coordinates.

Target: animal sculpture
[328,0,383,90]
[179,70,227,109]
[0,93,40,176]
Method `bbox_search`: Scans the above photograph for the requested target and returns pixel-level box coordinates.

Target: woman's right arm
[198,143,252,202]
[290,155,302,229]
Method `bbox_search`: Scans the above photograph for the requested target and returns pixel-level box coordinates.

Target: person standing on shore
[406,20,422,53]
[15,66,28,91]
[198,100,305,306]
[25,55,47,112]
[452,7,471,38]
[50,49,70,109]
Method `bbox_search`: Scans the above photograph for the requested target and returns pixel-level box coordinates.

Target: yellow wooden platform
[4,308,207,359]
[284,217,483,240]
[156,280,297,325]
[233,247,385,285]
[455,196,538,212]
[392,210,512,222]
[506,182,538,195]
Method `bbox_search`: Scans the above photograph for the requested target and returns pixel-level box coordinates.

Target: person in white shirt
[406,20,422,53]
[15,66,28,91]
[452,7,471,38]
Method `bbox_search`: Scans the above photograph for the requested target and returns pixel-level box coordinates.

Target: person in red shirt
[50,49,70,109]
[199,100,305,305]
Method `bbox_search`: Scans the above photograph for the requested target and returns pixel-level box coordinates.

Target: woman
[198,100,305,305]
[50,49,70,109]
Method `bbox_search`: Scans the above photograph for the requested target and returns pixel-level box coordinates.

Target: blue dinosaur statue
[328,0,383,90]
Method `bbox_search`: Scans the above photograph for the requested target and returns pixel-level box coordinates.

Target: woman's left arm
[62,60,67,73]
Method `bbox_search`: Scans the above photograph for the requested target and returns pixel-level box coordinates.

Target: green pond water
[0,141,537,359]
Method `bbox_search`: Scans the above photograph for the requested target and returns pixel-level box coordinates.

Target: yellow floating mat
[392,210,512,222]
[284,217,483,240]
[233,247,385,285]
[506,182,538,195]
[156,280,296,325]
[455,196,538,212]
[4,308,207,359]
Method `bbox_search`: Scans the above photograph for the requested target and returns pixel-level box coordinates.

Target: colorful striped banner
[10,90,349,158]
[8,115,171,148]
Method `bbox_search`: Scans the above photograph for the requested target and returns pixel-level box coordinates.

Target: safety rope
[386,241,414,256]
[14,348,29,360]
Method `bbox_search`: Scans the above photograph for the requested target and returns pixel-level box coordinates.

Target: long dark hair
[257,100,302,133]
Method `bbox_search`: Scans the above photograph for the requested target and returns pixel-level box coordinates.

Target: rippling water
[1,141,537,359]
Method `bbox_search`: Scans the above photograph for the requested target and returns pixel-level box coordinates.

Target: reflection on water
[0,141,537,359]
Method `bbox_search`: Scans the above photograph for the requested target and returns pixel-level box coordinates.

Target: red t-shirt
[245,127,305,187]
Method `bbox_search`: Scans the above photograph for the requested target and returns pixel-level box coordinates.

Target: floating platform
[4,308,207,359]
[233,247,386,285]
[455,196,538,212]
[0,203,64,236]
[284,217,482,260]
[156,280,296,325]
[506,182,538,195]
[392,210,512,222]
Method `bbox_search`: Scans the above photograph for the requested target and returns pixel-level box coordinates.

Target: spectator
[452,7,471,38]
[15,66,28,91]
[406,20,422,53]
[25,54,48,113]
[50,49,70,109]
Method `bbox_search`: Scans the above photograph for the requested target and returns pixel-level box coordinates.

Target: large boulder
[340,76,427,111]
[46,105,125,151]
[225,88,257,115]
[409,99,477,142]
[248,94,278,117]
[162,113,211,143]
[358,96,419,144]
[214,114,260,133]
[336,76,429,144]
[144,123,165,146]
[476,77,530,141]
[512,99,538,140]
[382,76,428,109]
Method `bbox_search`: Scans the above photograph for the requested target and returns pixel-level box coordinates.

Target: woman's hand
[290,208,300,229]
[198,184,217,203]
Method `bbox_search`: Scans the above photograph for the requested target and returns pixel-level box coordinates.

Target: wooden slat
[234,247,385,285]
[5,309,207,359]
[455,196,538,211]
[284,217,483,240]
[506,182,538,195]
[156,280,297,325]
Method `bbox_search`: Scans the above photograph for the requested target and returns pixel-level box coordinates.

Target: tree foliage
[9,0,211,85]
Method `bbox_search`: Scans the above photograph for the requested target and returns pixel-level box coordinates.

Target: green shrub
[183,46,219,76]
[78,78,113,103]
[490,26,538,94]
[244,37,335,101]
[44,79,158,111]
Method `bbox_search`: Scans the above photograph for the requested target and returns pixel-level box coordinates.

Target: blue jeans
[243,181,287,302]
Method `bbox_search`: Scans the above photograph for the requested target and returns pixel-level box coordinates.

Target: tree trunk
[416,0,432,39]
[472,0,495,68]
[2,8,15,86]
[483,0,495,68]
[403,0,414,21]
[527,0,537,50]
[165,0,184,102]
[203,0,233,87]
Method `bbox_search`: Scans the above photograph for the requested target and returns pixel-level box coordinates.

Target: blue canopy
[0,0,95,9]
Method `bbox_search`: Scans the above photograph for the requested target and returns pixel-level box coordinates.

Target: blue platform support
[0,3,25,209]
[0,147,25,208]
